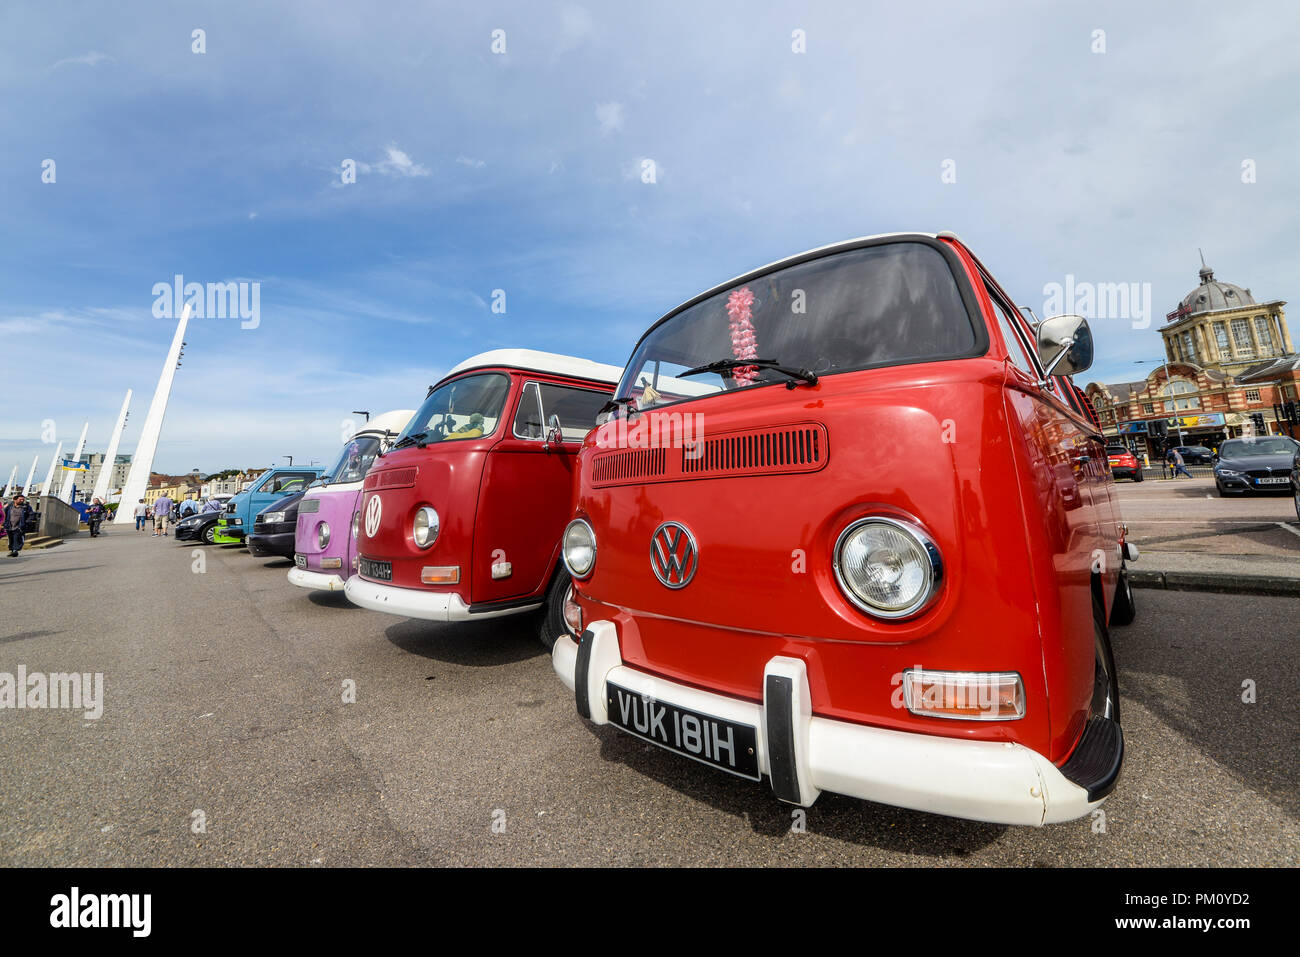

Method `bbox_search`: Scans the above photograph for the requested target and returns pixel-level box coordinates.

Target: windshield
[616,242,978,411]
[397,372,511,444]
[1221,438,1299,457]
[322,434,384,484]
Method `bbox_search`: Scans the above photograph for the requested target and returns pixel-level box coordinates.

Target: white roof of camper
[442,349,623,386]
[351,408,415,439]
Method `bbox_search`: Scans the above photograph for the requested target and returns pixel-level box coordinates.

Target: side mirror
[1035,314,1094,381]
[543,413,564,452]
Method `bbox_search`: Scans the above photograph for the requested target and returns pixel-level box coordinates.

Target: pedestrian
[202,496,222,513]
[86,498,108,537]
[1168,447,1193,479]
[152,492,173,536]
[4,493,34,557]
[133,498,147,531]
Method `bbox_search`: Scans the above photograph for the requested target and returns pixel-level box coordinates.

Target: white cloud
[49,51,114,71]
[595,101,625,136]
[455,155,485,169]
[359,145,431,178]
[556,4,595,55]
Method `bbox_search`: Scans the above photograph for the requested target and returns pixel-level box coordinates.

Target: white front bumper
[287,567,347,592]
[344,576,540,621]
[553,621,1101,827]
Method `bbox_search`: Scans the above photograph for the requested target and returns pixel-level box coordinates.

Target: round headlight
[833,518,942,619]
[318,521,331,549]
[412,507,439,549]
[563,519,596,579]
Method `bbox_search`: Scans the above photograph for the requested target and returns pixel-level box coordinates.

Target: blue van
[212,467,324,545]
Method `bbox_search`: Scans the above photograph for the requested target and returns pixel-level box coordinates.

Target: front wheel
[1133,471,1144,482]
[202,523,216,545]
[538,570,575,651]
[1092,603,1121,724]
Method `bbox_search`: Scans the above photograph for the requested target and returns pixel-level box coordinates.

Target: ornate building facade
[1086,260,1299,456]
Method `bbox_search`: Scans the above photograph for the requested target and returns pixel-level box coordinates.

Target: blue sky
[1,0,1296,478]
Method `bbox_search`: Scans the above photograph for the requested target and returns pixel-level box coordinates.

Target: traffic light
[1286,400,1299,424]
[1251,412,1267,433]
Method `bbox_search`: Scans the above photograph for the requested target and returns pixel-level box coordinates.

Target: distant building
[80,452,132,498]
[1086,259,1298,456]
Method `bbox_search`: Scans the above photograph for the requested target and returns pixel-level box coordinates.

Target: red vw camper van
[553,232,1136,826]
[345,350,621,647]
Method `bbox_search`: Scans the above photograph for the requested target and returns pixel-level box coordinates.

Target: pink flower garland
[725,286,759,385]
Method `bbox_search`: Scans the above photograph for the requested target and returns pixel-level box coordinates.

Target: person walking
[133,498,148,531]
[1168,447,1193,479]
[86,498,108,537]
[152,493,173,536]
[5,493,34,557]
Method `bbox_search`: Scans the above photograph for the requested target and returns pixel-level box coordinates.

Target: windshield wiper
[383,430,428,456]
[598,395,639,416]
[680,357,818,389]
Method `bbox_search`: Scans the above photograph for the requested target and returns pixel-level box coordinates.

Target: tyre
[1109,565,1136,627]
[538,569,574,651]
[1092,599,1121,724]
[1133,471,1143,482]
[202,523,216,545]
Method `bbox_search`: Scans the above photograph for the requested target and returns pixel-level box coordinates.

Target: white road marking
[1277,523,1300,539]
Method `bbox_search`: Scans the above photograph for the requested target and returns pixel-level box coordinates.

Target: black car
[175,509,224,544]
[1213,436,1300,496]
[1166,444,1215,466]
[246,489,305,559]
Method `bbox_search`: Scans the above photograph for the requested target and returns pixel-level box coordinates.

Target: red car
[1106,445,1144,482]
[552,232,1135,825]
[345,350,621,647]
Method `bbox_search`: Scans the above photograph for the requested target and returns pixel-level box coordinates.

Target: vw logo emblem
[364,494,382,539]
[650,522,698,589]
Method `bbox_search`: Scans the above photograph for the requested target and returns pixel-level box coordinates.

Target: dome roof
[1179,262,1255,315]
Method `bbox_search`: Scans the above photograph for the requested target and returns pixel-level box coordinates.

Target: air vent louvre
[592,447,666,484]
[682,425,823,474]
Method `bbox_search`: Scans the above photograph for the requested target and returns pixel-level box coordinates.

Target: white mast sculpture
[92,389,133,503]
[20,455,38,495]
[115,304,190,524]
[2,466,16,499]
[59,421,90,503]
[39,442,63,497]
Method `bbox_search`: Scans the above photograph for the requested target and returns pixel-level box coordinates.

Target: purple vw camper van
[287,409,414,592]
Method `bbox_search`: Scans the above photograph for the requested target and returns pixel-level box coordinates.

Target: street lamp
[352,410,371,423]
[1135,358,1186,445]
[283,455,294,466]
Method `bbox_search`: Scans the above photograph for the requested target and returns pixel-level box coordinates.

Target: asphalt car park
[1,530,1296,866]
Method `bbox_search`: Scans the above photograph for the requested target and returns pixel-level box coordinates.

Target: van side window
[985,284,1037,376]
[513,382,544,439]
[538,383,611,442]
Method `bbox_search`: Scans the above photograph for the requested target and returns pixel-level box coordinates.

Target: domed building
[1161,259,1291,376]
[1086,258,1299,455]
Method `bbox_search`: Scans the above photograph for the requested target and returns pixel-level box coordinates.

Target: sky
[1,0,1297,479]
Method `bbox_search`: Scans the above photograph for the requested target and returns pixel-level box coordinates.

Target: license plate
[294,554,306,568]
[1255,476,1288,485]
[605,681,760,780]
[359,557,392,581]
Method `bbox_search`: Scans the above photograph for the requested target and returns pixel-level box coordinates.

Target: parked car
[344,350,621,648]
[212,466,324,544]
[551,231,1133,826]
[1166,444,1215,466]
[288,409,415,593]
[1214,436,1300,496]
[175,509,223,544]
[1106,445,1143,482]
[246,489,308,559]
